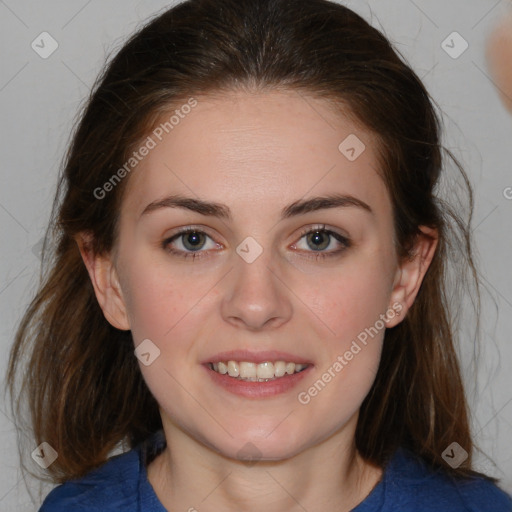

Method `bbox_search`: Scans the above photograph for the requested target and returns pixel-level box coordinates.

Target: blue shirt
[40,431,512,511]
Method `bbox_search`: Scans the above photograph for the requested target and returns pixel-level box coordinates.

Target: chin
[206,426,309,463]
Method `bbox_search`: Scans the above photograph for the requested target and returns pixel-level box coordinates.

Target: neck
[147,414,383,512]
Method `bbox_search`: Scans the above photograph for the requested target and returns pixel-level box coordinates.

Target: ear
[385,226,438,328]
[75,232,131,331]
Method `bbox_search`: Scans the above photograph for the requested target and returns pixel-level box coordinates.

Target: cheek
[119,253,187,343]
[294,265,390,424]
[123,273,174,340]
[119,253,222,360]
[306,255,394,341]
[294,250,393,398]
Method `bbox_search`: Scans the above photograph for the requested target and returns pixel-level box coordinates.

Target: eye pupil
[183,231,205,250]
[307,231,329,251]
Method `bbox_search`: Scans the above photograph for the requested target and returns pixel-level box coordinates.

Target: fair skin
[77,89,437,512]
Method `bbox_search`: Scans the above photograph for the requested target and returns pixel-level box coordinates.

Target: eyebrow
[140,193,373,220]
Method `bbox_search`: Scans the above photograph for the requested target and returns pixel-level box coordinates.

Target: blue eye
[163,224,350,261]
[163,227,218,261]
[293,224,351,260]
[174,230,207,251]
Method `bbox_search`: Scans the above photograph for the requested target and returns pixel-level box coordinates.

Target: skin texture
[77,90,437,512]
[487,13,512,113]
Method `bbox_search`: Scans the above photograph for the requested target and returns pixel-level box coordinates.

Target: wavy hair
[7,0,489,484]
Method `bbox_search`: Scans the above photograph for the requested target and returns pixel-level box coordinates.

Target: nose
[220,244,293,331]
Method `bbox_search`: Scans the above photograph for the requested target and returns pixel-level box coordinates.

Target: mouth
[202,350,313,398]
[208,360,311,382]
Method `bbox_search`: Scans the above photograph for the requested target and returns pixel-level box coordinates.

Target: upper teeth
[211,361,308,381]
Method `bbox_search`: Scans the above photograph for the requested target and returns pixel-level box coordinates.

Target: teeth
[227,360,239,377]
[240,362,257,379]
[210,360,308,381]
[257,362,274,379]
[274,361,286,377]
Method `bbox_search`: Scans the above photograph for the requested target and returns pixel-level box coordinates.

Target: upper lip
[202,350,313,365]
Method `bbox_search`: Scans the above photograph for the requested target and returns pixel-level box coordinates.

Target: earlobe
[386,226,438,328]
[75,232,131,331]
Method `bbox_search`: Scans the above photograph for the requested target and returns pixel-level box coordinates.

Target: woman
[8,0,512,510]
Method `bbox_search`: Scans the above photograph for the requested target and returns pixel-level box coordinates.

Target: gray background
[1,0,511,509]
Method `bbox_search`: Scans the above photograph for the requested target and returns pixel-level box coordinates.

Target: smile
[209,361,309,382]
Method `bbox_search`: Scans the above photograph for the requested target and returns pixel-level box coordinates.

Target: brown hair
[7,0,491,484]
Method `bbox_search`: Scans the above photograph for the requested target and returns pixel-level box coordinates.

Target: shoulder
[383,448,512,512]
[39,446,142,511]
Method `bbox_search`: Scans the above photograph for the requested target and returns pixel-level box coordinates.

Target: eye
[163,227,221,261]
[162,224,351,262]
[292,224,351,260]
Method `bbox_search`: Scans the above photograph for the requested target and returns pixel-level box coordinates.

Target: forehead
[121,90,391,221]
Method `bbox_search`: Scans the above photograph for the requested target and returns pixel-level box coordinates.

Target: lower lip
[203,364,313,399]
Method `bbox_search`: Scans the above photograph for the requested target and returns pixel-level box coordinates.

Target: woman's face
[101,90,417,461]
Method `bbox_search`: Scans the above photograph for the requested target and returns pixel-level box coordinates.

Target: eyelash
[162,224,351,262]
